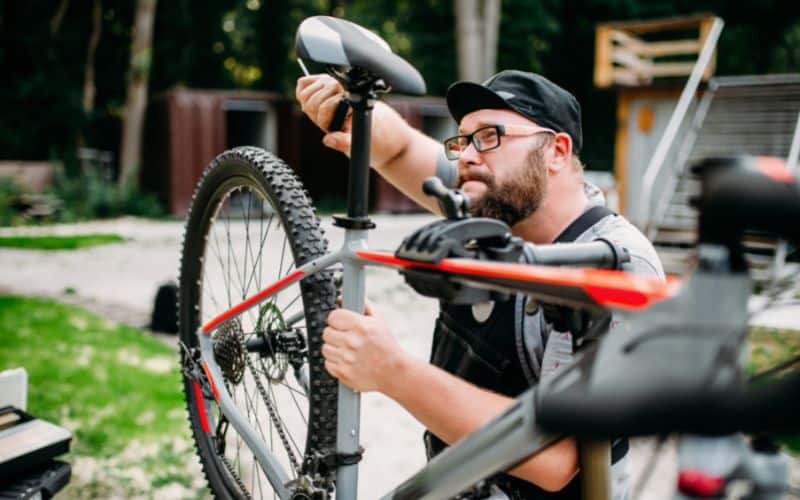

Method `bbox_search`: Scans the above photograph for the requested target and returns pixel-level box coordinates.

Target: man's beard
[463,148,548,227]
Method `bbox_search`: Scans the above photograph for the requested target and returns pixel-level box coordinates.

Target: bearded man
[296,70,664,499]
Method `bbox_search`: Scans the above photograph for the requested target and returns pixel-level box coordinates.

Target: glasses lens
[473,127,499,152]
[445,136,466,160]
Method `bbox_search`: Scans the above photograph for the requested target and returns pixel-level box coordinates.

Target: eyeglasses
[443,124,556,160]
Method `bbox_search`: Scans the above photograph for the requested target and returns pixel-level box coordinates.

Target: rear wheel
[179,147,338,499]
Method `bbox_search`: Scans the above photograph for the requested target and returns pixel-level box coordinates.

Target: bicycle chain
[220,453,253,500]
[181,336,302,496]
[238,329,302,472]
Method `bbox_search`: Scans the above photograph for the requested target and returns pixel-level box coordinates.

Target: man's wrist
[378,350,417,399]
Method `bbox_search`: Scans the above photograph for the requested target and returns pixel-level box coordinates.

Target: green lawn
[0,233,124,250]
[0,296,206,498]
[748,326,800,454]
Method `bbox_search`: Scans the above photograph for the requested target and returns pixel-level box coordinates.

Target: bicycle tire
[179,146,338,499]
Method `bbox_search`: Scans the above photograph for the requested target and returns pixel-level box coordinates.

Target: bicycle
[177,15,800,500]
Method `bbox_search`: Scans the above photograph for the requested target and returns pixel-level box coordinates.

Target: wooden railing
[594,14,719,88]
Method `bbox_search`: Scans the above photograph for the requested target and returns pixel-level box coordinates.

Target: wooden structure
[594,14,718,89]
[142,90,452,215]
[595,14,720,217]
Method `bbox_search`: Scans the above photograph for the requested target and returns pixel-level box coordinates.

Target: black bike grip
[422,177,449,198]
[328,97,350,132]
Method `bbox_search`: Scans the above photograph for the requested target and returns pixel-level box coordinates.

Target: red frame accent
[356,250,680,310]
[678,469,725,497]
[202,270,306,333]
[756,156,795,183]
[192,380,211,433]
[202,362,220,402]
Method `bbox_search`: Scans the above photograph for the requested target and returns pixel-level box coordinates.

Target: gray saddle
[295,16,426,96]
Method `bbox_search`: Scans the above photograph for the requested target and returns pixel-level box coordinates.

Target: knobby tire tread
[178,146,338,499]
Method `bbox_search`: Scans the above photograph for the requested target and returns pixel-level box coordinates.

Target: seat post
[345,92,374,222]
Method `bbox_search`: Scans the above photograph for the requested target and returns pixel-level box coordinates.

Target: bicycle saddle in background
[295,16,426,95]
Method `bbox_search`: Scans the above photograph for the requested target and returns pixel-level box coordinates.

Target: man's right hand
[295,74,414,168]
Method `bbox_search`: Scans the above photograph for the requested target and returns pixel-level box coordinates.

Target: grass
[0,295,206,498]
[747,326,800,455]
[0,233,124,250]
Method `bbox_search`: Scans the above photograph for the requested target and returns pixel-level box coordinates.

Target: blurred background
[2,0,800,221]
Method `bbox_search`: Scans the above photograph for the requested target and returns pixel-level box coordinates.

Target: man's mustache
[457,170,495,188]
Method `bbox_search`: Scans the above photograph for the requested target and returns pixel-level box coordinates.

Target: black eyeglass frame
[443,124,557,161]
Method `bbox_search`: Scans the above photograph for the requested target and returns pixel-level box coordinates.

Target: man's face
[455,109,551,226]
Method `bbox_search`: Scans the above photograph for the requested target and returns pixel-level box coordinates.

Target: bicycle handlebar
[538,370,800,438]
[523,239,630,269]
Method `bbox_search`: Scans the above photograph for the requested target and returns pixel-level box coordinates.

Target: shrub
[52,167,164,221]
[0,177,24,226]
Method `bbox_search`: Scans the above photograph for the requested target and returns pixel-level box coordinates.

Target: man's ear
[549,133,573,172]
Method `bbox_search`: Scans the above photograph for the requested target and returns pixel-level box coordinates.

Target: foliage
[0,295,207,497]
[52,167,164,221]
[0,234,124,250]
[2,0,800,178]
[0,177,24,226]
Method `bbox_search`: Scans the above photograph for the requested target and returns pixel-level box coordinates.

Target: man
[296,70,664,499]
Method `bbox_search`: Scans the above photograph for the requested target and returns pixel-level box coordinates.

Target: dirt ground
[1,215,798,499]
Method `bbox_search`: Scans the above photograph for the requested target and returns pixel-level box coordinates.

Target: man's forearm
[372,125,444,214]
[382,355,578,492]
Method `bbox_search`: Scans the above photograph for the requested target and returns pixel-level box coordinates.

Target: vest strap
[554,205,615,243]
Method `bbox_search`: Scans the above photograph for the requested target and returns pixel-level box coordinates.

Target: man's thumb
[322,132,351,154]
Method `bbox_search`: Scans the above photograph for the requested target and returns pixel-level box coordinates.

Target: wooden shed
[142,89,454,215]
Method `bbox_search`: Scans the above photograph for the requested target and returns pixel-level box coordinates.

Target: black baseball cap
[446,70,583,153]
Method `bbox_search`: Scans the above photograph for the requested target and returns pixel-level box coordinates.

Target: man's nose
[458,141,481,165]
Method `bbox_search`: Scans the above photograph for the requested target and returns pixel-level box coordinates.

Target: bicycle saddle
[295,16,426,96]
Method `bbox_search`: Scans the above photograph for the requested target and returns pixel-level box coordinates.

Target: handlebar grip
[422,177,449,198]
[524,240,630,270]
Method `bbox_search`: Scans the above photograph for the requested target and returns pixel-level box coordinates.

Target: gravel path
[1,215,797,499]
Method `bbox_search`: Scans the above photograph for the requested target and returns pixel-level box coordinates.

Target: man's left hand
[322,307,405,393]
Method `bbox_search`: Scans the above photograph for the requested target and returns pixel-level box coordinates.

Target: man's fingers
[322,131,351,153]
[322,325,359,350]
[321,342,354,364]
[297,79,326,109]
[363,300,375,316]
[318,95,351,131]
[327,308,366,330]
[295,75,318,96]
[324,359,343,379]
[307,86,343,125]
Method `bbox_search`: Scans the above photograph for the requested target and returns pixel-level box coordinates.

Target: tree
[454,0,501,82]
[118,0,156,188]
[82,0,103,115]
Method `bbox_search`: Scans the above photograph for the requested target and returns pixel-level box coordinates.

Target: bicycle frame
[192,87,682,499]
[195,240,678,500]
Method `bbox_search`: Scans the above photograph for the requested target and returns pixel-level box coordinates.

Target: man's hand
[322,306,406,393]
[295,74,415,168]
[296,75,351,135]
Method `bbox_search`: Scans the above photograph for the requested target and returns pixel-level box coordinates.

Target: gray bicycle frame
[196,245,567,500]
[194,88,610,500]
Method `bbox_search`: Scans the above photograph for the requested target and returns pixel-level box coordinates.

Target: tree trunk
[454,0,502,82]
[482,0,501,79]
[83,0,102,114]
[118,0,157,188]
[455,0,482,82]
[50,0,70,35]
